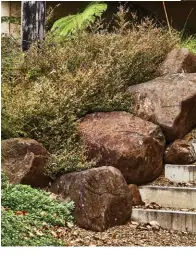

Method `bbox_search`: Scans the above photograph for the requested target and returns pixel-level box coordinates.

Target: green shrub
[1,10,179,176]
[1,36,22,84]
[1,210,65,246]
[1,172,9,189]
[1,173,74,246]
[2,184,74,225]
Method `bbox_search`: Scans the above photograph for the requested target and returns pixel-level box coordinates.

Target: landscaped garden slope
[2,18,179,176]
[1,7,196,246]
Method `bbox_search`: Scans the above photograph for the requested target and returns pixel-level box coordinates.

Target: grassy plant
[1,173,74,246]
[180,36,196,54]
[2,9,179,176]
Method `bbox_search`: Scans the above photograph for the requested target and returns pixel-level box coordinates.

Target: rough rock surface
[1,138,50,188]
[128,73,196,142]
[50,166,132,232]
[78,111,165,185]
[159,48,196,75]
[128,184,145,206]
[164,139,196,164]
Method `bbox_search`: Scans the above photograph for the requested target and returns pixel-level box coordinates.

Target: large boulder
[50,166,132,231]
[128,184,145,206]
[128,73,196,142]
[78,112,165,185]
[164,139,196,164]
[159,48,196,75]
[1,138,51,188]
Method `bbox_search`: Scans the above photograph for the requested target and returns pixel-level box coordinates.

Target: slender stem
[162,1,171,34]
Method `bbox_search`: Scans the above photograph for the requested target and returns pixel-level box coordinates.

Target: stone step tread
[132,208,196,214]
[140,186,196,190]
[165,164,196,184]
[132,208,196,233]
[139,186,196,210]
[165,164,196,167]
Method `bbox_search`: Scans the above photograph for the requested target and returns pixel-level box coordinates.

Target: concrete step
[139,186,196,209]
[131,208,196,233]
[165,164,196,183]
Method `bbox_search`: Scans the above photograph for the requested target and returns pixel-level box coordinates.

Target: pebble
[131,221,139,225]
[149,220,160,227]
[146,225,152,230]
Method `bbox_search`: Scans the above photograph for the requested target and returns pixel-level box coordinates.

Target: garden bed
[50,221,196,246]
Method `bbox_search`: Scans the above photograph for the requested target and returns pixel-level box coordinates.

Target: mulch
[51,220,196,246]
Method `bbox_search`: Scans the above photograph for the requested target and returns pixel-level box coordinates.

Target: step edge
[139,186,196,191]
[165,164,196,167]
[132,208,196,215]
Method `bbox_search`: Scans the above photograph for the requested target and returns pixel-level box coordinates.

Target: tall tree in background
[21,1,45,51]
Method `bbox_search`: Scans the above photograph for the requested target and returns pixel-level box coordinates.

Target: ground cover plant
[1,173,74,246]
[1,7,180,177]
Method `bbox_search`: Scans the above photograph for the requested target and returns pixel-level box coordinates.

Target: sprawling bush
[1,173,74,246]
[2,10,179,176]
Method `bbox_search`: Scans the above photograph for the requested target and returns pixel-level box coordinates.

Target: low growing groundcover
[1,174,74,246]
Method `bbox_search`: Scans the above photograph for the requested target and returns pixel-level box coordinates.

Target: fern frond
[51,2,107,37]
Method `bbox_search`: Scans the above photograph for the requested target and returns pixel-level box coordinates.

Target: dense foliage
[1,173,74,246]
[2,8,179,176]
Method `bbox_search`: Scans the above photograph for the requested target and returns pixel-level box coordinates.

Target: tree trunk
[21,1,45,51]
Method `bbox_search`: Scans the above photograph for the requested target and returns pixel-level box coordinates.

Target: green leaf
[51,2,107,38]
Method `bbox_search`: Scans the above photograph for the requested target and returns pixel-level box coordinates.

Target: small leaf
[67,222,74,228]
[51,231,58,237]
[35,230,44,236]
[28,232,34,237]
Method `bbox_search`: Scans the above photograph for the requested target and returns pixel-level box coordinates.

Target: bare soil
[51,221,196,246]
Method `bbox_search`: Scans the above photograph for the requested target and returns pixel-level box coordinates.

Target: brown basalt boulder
[164,139,196,164]
[78,111,165,185]
[128,73,196,142]
[160,48,196,75]
[1,138,51,188]
[50,166,132,231]
[128,184,145,206]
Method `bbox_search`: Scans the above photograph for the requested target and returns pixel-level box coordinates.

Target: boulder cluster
[2,48,196,231]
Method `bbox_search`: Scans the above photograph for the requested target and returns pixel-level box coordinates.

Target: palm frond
[51,2,107,37]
